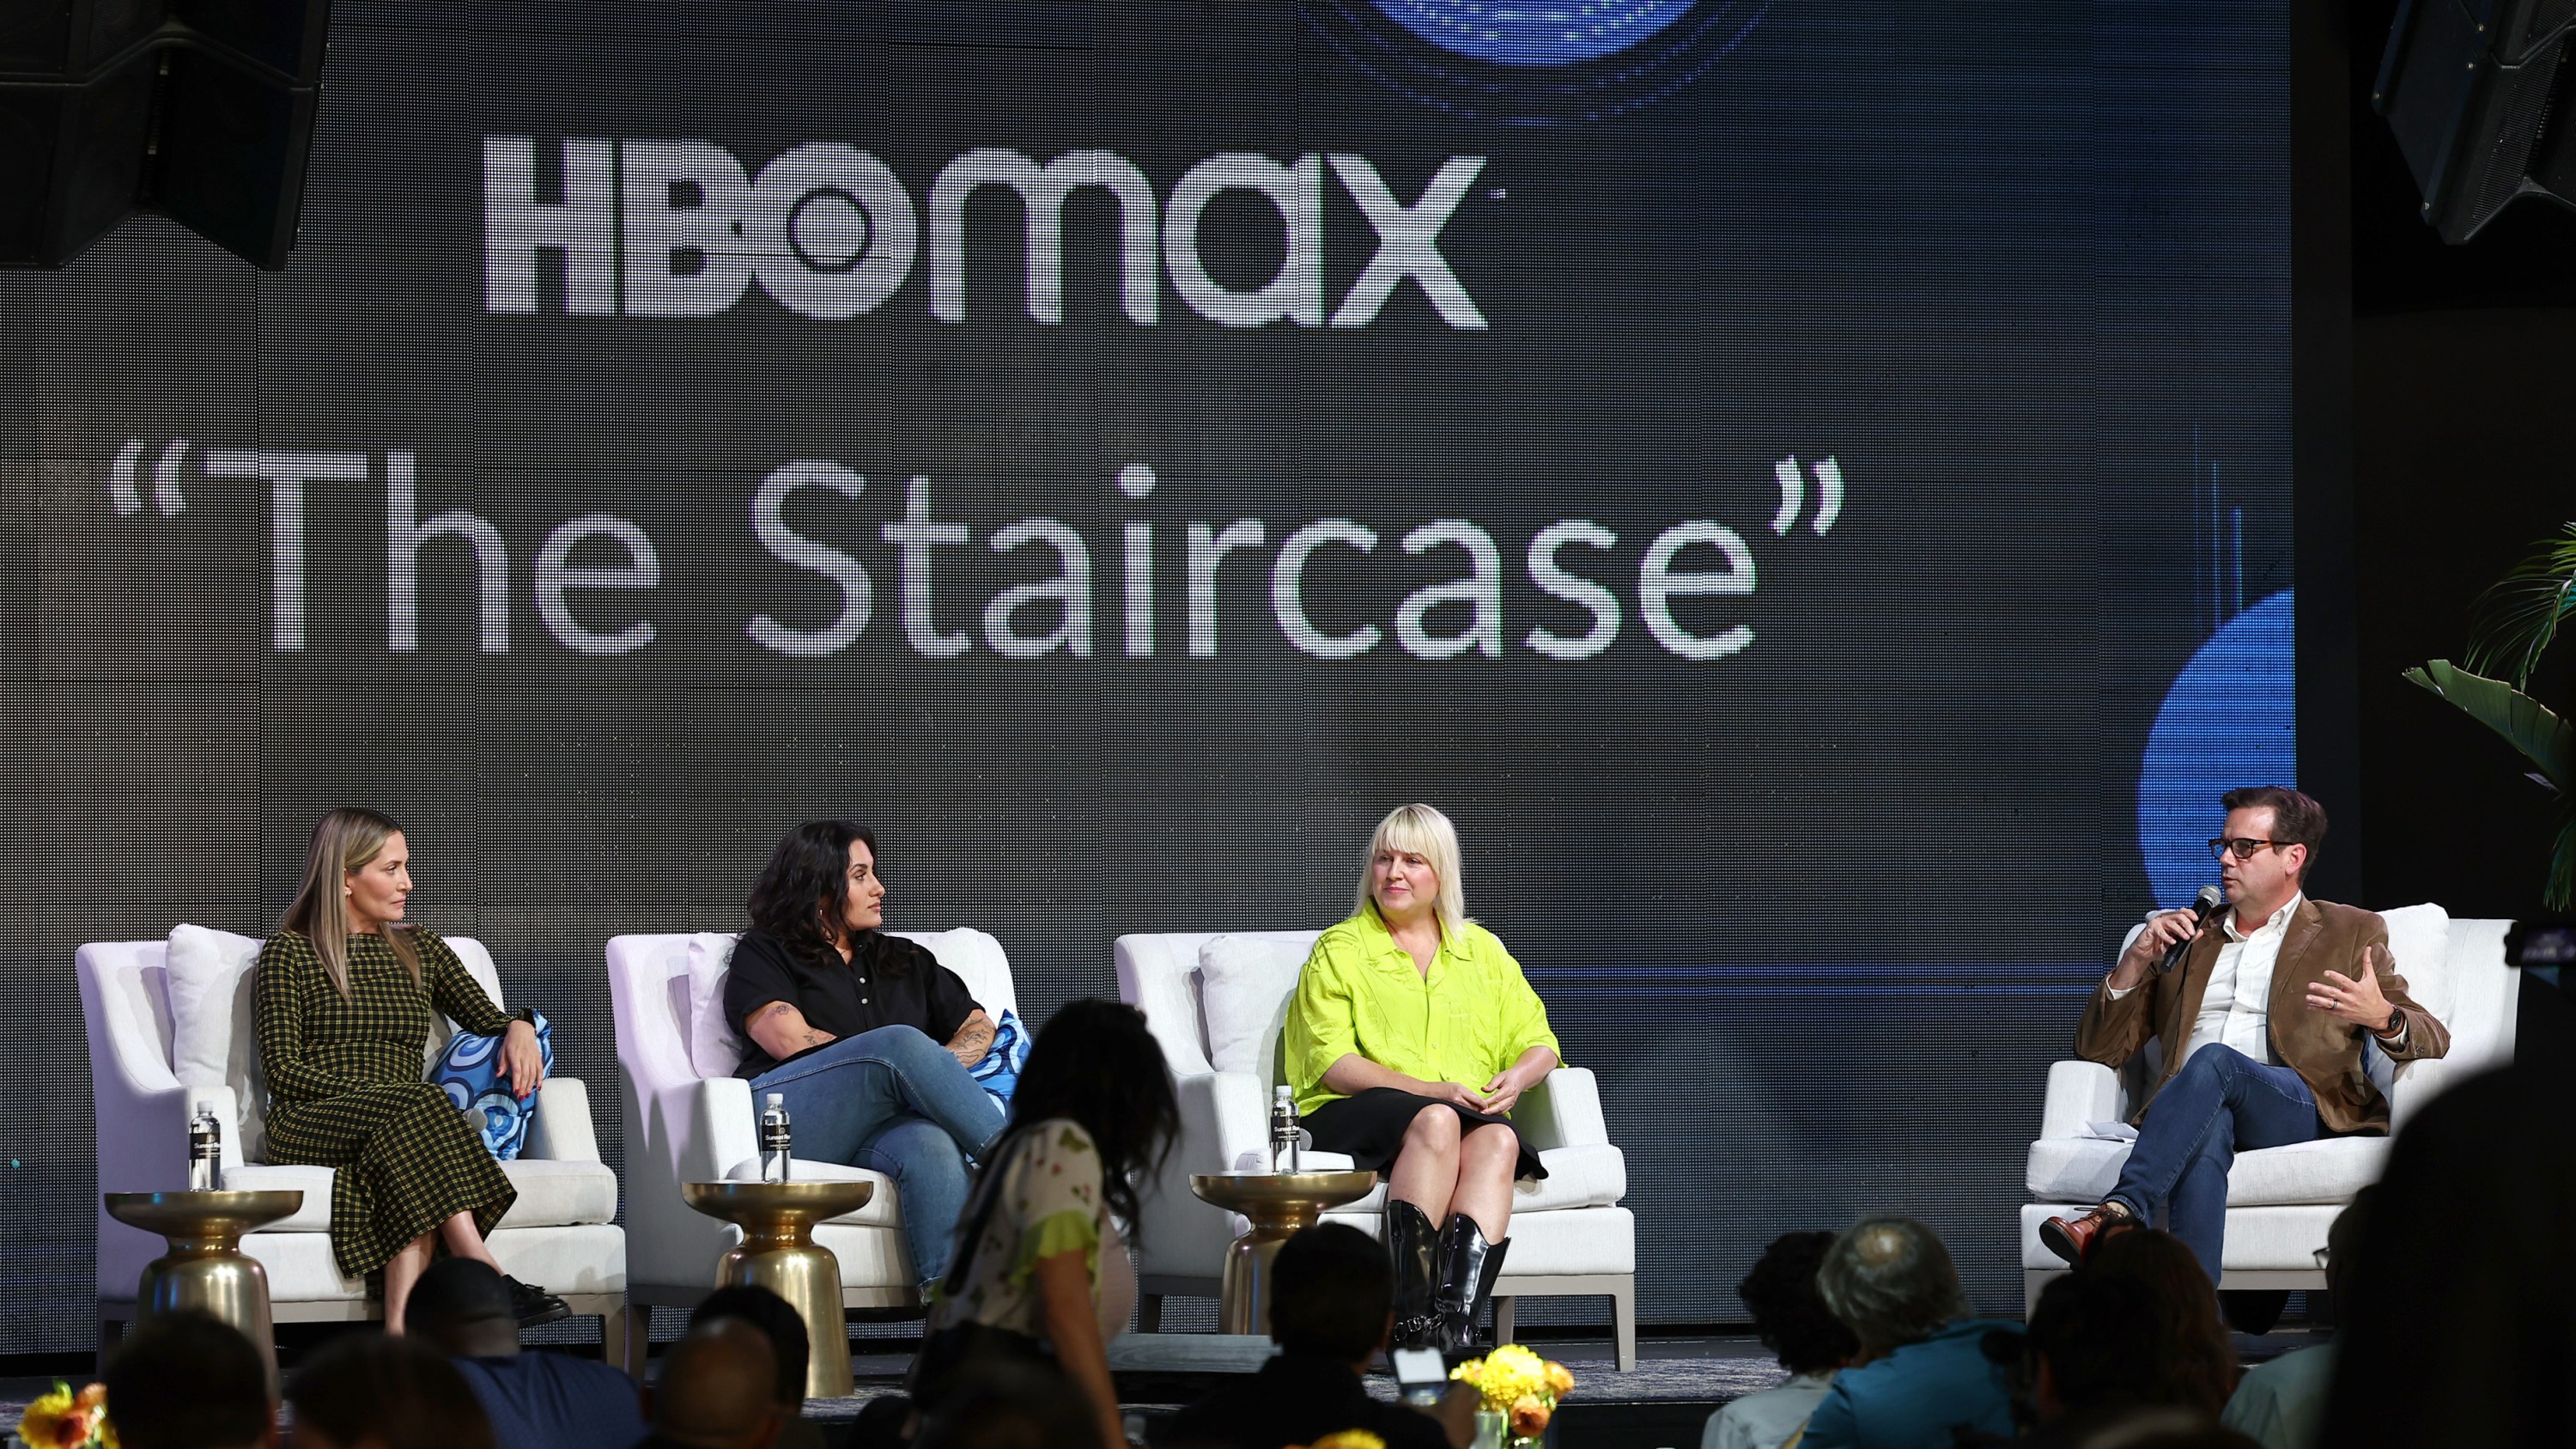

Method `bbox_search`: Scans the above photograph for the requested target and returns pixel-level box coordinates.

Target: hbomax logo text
[482,137,1489,329]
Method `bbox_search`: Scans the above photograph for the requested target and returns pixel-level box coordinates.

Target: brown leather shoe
[2039,1204,2133,1265]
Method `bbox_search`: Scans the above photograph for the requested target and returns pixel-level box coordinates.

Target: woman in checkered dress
[253,807,568,1333]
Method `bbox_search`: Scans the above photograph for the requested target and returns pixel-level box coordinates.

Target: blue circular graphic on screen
[1372,2,1701,67]
[1311,0,1765,125]
[2136,590,2295,908]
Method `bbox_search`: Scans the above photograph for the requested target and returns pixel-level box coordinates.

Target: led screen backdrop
[0,0,2292,1346]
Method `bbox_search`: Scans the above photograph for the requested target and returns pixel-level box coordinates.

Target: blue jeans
[2109,1045,2323,1283]
[748,1026,1005,1282]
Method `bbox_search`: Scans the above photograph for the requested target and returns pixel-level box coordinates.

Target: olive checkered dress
[252,928,521,1279]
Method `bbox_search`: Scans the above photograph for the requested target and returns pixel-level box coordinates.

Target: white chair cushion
[167,924,268,1161]
[224,1163,335,1231]
[684,932,747,1081]
[894,928,1020,1020]
[228,1155,617,1233]
[2026,1133,2389,1209]
[1198,932,1321,1079]
[2376,903,2451,1026]
[495,1158,621,1228]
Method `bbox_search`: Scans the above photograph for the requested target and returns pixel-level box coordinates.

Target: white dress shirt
[2109,894,2302,1067]
[2185,893,2301,1068]
[1703,1370,1836,1449]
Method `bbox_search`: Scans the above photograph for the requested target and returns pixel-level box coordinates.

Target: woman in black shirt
[722,821,1005,1284]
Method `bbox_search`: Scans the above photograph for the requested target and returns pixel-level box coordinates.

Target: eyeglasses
[2208,837,2287,861]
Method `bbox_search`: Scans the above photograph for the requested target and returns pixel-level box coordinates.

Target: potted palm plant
[2404,524,2576,907]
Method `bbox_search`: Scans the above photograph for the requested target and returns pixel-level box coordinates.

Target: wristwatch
[2378,1006,2402,1038]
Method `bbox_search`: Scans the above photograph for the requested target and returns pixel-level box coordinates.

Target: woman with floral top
[914,999,1178,1449]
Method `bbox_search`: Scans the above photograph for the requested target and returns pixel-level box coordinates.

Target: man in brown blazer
[2040,786,2449,1283]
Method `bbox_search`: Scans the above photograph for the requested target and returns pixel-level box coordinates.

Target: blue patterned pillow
[431,1011,554,1161]
[966,1008,1028,1110]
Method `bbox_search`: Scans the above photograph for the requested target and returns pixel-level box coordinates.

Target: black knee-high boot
[1434,1213,1510,1351]
[1384,1199,1443,1350]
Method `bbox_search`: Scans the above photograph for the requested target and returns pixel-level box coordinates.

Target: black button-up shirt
[721,928,981,1079]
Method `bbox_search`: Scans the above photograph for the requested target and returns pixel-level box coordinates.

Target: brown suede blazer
[2074,897,2451,1135]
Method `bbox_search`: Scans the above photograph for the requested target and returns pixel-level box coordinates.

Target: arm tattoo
[948,1011,996,1065]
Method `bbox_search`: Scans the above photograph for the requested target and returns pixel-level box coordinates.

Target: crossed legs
[2105,1045,2324,1282]
[384,1210,503,1334]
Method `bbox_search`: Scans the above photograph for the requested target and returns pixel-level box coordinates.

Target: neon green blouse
[1282,907,1562,1116]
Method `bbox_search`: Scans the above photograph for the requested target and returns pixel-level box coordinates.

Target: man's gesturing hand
[2110,908,2204,989]
[2306,942,2397,1032]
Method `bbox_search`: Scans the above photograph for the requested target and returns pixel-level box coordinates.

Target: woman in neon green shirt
[1283,802,1563,1352]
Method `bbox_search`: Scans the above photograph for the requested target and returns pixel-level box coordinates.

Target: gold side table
[1188,1171,1378,1336]
[104,1190,303,1392]
[681,1181,874,1399]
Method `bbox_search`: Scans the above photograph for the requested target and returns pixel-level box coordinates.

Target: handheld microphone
[2157,885,2227,975]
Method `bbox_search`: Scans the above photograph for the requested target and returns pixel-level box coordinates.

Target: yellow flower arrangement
[1288,1434,1388,1449]
[1449,1343,1575,1442]
[15,1381,114,1449]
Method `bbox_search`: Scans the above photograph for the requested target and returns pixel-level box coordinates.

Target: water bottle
[759,1093,793,1184]
[187,1105,222,1193]
[1269,1086,1298,1174]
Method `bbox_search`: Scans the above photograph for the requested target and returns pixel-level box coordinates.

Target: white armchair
[605,929,1016,1318]
[80,931,633,1367]
[2020,905,2523,1309]
[1115,930,1637,1370]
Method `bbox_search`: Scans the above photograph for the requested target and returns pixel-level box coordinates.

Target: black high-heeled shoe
[503,1274,571,1327]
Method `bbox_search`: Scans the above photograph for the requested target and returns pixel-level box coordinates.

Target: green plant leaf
[2464,524,2576,688]
[2403,660,2576,792]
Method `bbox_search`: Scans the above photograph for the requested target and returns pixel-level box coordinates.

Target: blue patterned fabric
[432,1011,553,1160]
[965,1008,1028,1110]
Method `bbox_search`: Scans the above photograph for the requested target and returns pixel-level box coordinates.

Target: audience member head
[2324,1184,2372,1307]
[912,1361,1103,1449]
[2319,1063,2576,1446]
[101,1312,274,1449]
[1270,1223,1394,1364]
[1814,1217,1971,1357]
[1005,998,1178,1237]
[280,807,421,996]
[689,1284,811,1411]
[1353,802,1468,935]
[2027,1271,2184,1423]
[286,1330,495,1449]
[402,1258,520,1360]
[746,819,884,964]
[647,1317,781,1449]
[1738,1230,1860,1377]
[2082,1228,2237,1417]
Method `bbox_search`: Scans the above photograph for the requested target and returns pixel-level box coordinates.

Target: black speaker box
[0,0,329,269]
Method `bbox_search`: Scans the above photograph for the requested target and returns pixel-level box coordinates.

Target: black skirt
[1304,1087,1548,1182]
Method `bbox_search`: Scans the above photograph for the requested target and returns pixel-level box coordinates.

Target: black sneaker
[503,1275,571,1327]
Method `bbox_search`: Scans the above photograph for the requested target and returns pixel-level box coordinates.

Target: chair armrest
[1133,1069,1269,1279]
[2038,1061,2123,1141]
[684,1075,759,1184]
[525,1077,600,1162]
[1513,1067,1607,1151]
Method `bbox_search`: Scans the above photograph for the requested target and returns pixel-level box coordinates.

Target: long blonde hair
[1352,802,1468,938]
[280,807,422,999]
